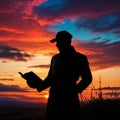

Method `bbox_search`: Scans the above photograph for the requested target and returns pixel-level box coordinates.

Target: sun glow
[44,94,49,99]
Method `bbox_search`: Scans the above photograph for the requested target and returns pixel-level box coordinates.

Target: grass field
[80,98,120,119]
[0,99,120,120]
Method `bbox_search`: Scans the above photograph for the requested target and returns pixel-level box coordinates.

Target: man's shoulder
[51,54,60,60]
[75,52,87,58]
[74,52,89,64]
[52,53,60,58]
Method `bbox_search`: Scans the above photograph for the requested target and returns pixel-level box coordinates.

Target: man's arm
[76,56,92,93]
[36,57,54,92]
[36,68,54,92]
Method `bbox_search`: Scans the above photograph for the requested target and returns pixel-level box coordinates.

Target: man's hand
[18,71,43,89]
[18,72,37,88]
[26,79,38,89]
[18,72,24,78]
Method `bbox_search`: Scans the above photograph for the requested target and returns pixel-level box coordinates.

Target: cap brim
[50,38,57,43]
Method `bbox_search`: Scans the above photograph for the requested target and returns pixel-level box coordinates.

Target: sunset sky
[0,0,120,104]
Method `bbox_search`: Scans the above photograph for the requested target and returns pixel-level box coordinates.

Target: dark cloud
[0,12,41,34]
[0,40,57,57]
[90,41,120,70]
[0,29,25,38]
[28,64,50,68]
[91,85,120,98]
[0,83,28,92]
[0,45,34,62]
[33,0,120,21]
[75,40,120,70]
[0,1,43,38]
[104,92,120,98]
[0,78,14,81]
[75,13,120,33]
[0,97,46,108]
[95,86,120,90]
[0,0,22,13]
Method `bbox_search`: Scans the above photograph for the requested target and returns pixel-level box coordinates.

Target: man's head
[50,30,73,52]
[50,30,72,45]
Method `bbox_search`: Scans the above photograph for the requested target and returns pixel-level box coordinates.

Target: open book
[18,71,43,84]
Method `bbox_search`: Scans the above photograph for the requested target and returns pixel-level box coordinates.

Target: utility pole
[98,76,102,100]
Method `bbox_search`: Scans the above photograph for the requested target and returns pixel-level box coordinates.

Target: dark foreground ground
[0,99,120,120]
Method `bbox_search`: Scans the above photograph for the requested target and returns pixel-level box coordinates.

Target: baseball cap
[50,30,73,43]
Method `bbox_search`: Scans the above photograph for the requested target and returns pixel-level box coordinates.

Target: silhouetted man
[20,30,92,120]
